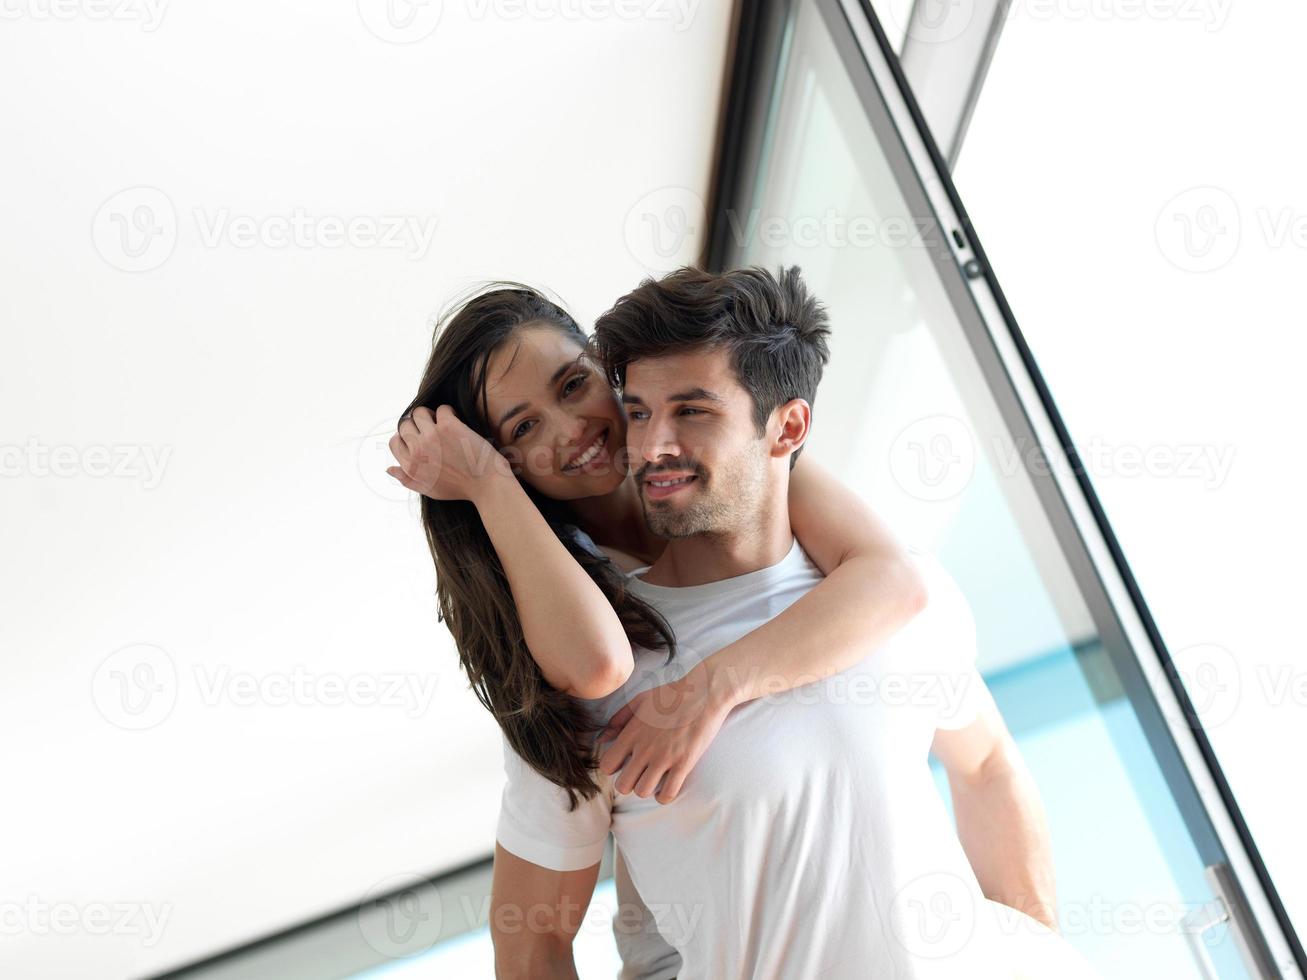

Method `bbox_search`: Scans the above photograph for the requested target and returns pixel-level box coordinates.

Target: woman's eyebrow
[494,359,583,433]
[548,358,580,386]
[495,401,529,433]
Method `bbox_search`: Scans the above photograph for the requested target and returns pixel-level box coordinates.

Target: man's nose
[638,413,681,464]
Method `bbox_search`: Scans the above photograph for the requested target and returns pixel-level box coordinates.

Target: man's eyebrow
[670,387,725,404]
[620,387,725,407]
[494,358,583,433]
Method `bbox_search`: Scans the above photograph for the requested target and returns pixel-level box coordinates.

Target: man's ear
[769,398,811,460]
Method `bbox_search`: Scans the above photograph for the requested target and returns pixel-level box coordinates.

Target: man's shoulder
[906,548,970,620]
[895,548,979,666]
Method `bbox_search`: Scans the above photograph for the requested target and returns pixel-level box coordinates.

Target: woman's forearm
[702,455,927,708]
[473,475,633,698]
[703,552,927,706]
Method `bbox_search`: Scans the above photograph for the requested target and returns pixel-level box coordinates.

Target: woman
[386,281,928,807]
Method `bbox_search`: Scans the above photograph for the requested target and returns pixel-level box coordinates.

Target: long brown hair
[399,284,674,808]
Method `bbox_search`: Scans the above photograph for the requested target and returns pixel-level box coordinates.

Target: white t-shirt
[496,538,1008,979]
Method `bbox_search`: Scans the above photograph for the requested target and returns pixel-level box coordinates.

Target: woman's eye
[512,419,534,440]
[679,408,701,416]
[563,373,588,396]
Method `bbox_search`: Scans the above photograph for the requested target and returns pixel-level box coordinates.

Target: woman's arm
[710,452,928,702]
[598,453,927,801]
[389,405,632,699]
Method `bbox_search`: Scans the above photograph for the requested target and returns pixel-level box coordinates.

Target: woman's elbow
[568,646,634,699]
[899,556,931,618]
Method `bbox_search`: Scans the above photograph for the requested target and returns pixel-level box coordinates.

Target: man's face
[621,347,773,538]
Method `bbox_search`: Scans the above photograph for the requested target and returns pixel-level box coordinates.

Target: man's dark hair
[591,265,832,466]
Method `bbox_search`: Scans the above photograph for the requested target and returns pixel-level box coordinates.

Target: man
[490,266,1058,979]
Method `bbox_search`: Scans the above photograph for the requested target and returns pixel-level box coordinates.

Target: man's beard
[642,470,728,538]
[641,445,768,539]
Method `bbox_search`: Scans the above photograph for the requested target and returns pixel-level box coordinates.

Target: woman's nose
[560,413,588,446]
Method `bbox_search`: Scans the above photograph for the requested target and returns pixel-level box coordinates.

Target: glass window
[713,0,1285,974]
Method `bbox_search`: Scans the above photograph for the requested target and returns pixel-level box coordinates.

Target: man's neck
[639,499,793,588]
[568,474,663,562]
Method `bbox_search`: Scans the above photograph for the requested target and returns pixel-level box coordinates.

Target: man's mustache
[636,462,705,483]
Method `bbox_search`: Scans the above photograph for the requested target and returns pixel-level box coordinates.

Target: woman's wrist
[469,467,525,513]
[702,655,749,711]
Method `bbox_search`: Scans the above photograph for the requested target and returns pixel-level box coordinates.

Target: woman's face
[481,324,629,501]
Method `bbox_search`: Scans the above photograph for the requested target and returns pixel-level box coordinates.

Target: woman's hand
[597,660,738,804]
[387,405,512,502]
[388,405,633,697]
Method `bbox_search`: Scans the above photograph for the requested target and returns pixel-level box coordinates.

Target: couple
[388,266,1091,978]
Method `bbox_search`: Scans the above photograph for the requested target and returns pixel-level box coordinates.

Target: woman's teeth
[565,429,607,472]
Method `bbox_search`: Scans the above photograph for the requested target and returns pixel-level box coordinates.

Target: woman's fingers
[615,754,653,796]
[396,417,420,452]
[387,466,419,491]
[598,729,633,775]
[409,406,437,432]
[395,406,436,456]
[602,703,635,741]
[633,762,666,799]
[599,696,642,752]
[655,765,689,805]
[387,433,409,463]
[607,745,688,802]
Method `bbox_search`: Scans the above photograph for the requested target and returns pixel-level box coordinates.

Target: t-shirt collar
[625,537,804,604]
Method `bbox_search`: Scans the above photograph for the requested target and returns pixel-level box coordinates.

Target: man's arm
[490,844,601,980]
[930,688,1059,932]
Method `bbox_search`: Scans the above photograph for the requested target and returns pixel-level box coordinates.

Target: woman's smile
[562,425,612,475]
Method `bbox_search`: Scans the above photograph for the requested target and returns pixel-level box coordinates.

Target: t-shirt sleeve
[495,733,613,872]
[910,549,987,732]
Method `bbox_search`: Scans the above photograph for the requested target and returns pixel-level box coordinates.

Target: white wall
[953,0,1307,942]
[0,2,733,976]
